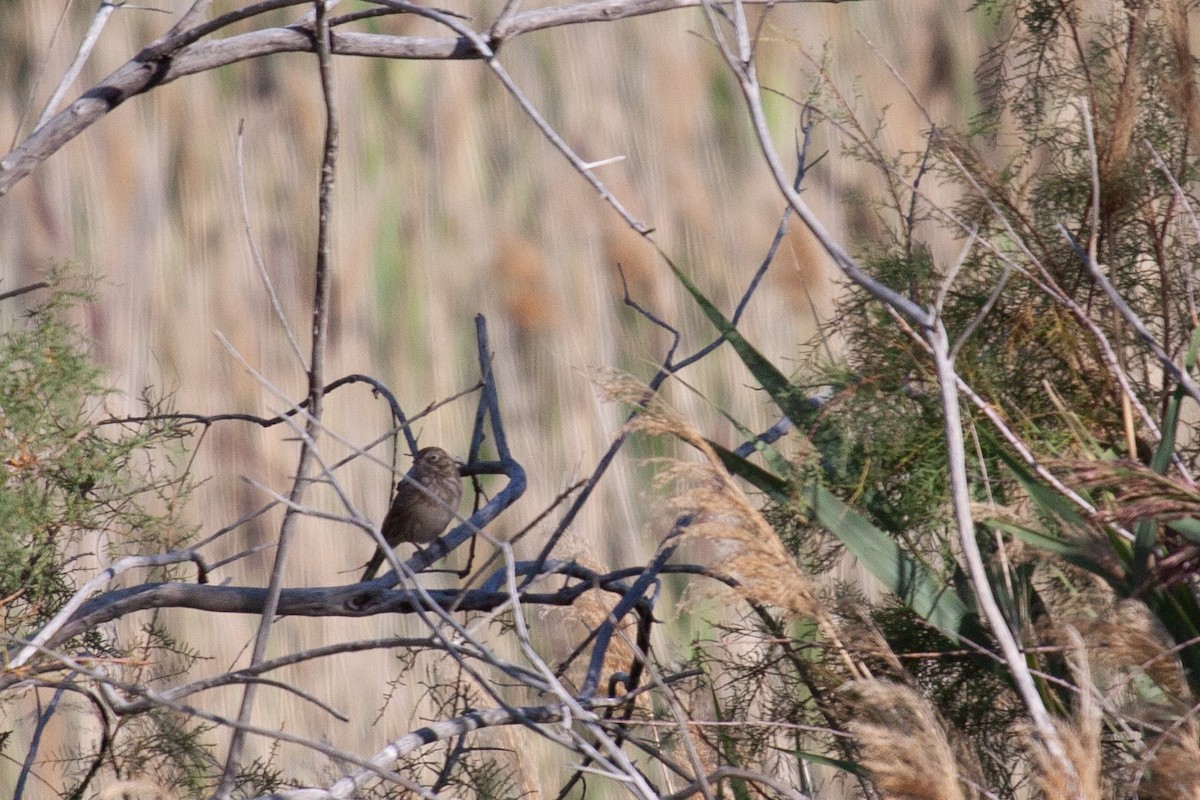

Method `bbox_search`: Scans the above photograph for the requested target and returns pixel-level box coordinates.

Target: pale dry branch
[8,550,209,671]
[660,767,813,800]
[1147,141,1200,329]
[0,0,863,197]
[1068,99,1200,407]
[32,1,124,133]
[701,1,1082,789]
[372,0,650,234]
[8,637,429,796]
[696,0,932,328]
[930,325,1081,795]
[269,703,599,799]
[217,3,341,790]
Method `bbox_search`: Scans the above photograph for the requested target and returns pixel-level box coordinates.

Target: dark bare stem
[526,156,805,581]
[215,2,340,794]
[0,281,51,302]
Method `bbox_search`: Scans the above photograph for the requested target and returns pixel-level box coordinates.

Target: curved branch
[8,551,209,671]
[0,0,862,197]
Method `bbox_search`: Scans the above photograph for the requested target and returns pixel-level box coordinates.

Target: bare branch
[0,0,863,197]
[13,639,428,795]
[217,2,341,792]
[33,2,123,133]
[929,324,1079,794]
[271,702,618,800]
[697,0,933,327]
[8,551,209,671]
[1067,98,1200,407]
[0,281,51,302]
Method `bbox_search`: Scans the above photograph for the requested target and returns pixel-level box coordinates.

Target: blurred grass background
[0,0,983,793]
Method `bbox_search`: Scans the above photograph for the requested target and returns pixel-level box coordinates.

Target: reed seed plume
[1026,629,1103,800]
[596,369,869,678]
[1052,459,1200,527]
[1139,720,1200,800]
[1078,599,1192,712]
[842,680,966,800]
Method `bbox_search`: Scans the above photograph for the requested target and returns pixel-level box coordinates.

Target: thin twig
[235,120,308,369]
[929,324,1078,792]
[696,0,932,328]
[0,281,51,302]
[15,637,428,796]
[8,550,208,671]
[1069,98,1200,406]
[371,0,650,236]
[33,2,125,133]
[8,0,72,152]
[216,2,341,794]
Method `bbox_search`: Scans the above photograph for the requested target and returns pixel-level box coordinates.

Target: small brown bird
[361,446,463,581]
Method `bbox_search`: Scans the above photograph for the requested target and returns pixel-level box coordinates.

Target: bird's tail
[360,547,387,581]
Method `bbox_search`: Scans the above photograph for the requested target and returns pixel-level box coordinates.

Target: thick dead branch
[0,0,862,196]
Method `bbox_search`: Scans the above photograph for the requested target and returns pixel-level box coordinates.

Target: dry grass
[599,368,870,681]
[1053,458,1200,527]
[0,0,980,793]
[1026,631,1104,800]
[1140,721,1200,800]
[610,370,823,620]
[1077,600,1193,712]
[841,680,967,800]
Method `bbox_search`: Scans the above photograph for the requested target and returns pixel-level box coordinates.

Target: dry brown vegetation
[5,1,1200,799]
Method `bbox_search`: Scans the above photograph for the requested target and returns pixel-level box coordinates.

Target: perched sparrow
[360,446,463,581]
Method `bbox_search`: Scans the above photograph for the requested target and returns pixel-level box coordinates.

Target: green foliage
[0,275,243,798]
[98,709,217,797]
[0,282,102,632]
[0,276,194,640]
[231,746,290,798]
[660,1,1200,795]
[668,254,971,634]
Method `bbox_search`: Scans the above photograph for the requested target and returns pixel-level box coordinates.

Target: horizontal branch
[270,702,595,799]
[0,0,862,196]
[1,561,729,689]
